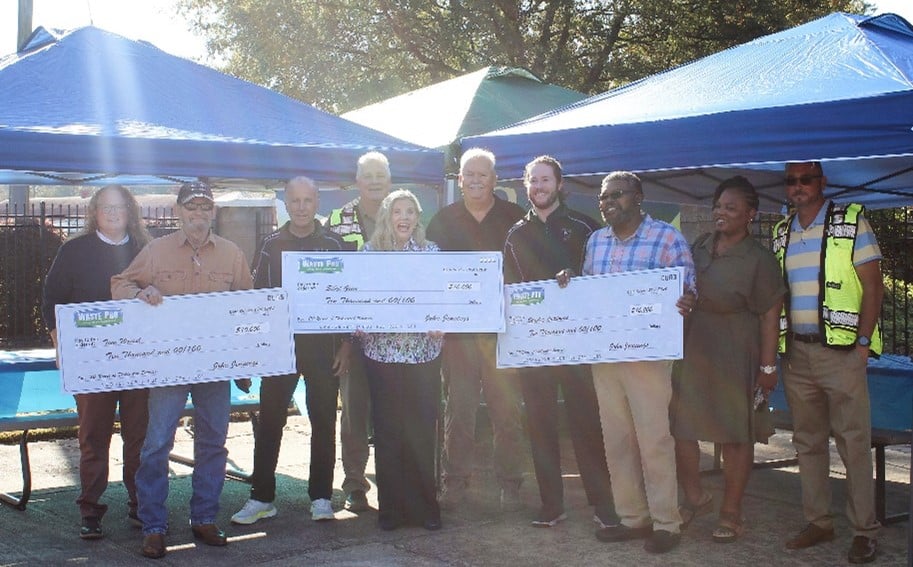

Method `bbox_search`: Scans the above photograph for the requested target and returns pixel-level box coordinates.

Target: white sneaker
[310,498,335,521]
[231,499,277,525]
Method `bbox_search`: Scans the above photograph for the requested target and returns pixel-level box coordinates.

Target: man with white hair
[427,148,526,511]
[325,151,393,512]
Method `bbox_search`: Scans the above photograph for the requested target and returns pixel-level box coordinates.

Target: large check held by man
[497,267,684,368]
[56,289,296,393]
[282,251,505,333]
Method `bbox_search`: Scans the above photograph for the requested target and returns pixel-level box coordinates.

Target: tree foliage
[178,0,870,112]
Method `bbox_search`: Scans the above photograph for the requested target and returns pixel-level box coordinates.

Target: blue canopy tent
[0,26,443,187]
[465,13,913,211]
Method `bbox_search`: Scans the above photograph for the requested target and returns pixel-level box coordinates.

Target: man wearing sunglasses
[112,182,253,559]
[773,162,883,564]
[573,171,695,554]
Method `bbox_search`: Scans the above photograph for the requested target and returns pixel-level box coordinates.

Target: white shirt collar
[96,230,130,246]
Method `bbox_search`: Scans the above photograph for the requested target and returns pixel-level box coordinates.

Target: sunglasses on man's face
[784,174,822,187]
[183,202,214,212]
[598,189,636,202]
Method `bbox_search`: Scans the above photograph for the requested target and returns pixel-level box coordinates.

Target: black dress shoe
[378,515,402,531]
[191,523,228,546]
[848,536,877,564]
[141,533,166,559]
[346,490,371,512]
[644,529,681,554]
[80,517,104,540]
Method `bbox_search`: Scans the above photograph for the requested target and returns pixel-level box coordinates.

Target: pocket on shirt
[206,271,235,292]
[153,270,187,292]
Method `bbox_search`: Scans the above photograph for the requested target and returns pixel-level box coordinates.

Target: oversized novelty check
[282,251,505,333]
[56,289,295,393]
[497,267,684,368]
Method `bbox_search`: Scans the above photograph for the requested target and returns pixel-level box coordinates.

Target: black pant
[365,357,441,526]
[520,364,613,512]
[250,336,339,502]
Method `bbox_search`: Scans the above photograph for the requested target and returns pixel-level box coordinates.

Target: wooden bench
[0,349,262,510]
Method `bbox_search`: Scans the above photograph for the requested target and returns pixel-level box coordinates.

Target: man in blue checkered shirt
[576,171,695,555]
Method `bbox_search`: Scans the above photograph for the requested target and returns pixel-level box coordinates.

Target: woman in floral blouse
[359,189,444,531]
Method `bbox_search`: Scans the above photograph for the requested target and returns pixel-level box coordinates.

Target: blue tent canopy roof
[465,13,913,210]
[0,26,443,186]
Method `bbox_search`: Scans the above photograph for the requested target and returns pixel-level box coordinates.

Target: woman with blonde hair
[42,184,152,539]
[359,189,444,531]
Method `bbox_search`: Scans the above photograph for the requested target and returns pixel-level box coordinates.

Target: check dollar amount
[283,251,505,333]
[497,267,684,368]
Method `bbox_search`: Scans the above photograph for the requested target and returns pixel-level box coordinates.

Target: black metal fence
[3,203,912,356]
[0,202,275,348]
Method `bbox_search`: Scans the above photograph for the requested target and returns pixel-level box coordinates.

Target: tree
[178,0,869,112]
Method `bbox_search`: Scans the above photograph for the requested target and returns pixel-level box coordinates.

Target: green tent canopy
[342,66,586,175]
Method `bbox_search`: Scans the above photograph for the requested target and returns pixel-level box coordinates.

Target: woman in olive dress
[672,176,785,542]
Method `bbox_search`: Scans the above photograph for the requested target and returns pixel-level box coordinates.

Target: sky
[1,0,912,62]
[0,0,206,60]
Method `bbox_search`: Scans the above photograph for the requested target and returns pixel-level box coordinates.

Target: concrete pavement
[0,414,909,566]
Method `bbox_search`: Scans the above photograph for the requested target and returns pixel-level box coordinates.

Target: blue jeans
[137,381,230,535]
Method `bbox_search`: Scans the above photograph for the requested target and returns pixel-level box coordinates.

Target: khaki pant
[340,345,371,495]
[441,334,524,489]
[783,341,880,536]
[592,360,681,533]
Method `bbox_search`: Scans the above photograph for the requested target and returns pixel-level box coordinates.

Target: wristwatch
[856,335,871,347]
[759,365,777,375]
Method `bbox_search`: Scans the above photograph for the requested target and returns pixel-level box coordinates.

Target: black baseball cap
[177,182,214,204]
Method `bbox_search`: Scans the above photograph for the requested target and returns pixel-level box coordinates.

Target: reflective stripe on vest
[328,207,365,249]
[773,202,881,354]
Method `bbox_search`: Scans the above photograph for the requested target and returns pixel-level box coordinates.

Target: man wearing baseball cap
[112,181,253,559]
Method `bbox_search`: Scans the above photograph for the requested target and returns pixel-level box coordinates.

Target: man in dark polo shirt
[503,155,615,529]
[426,147,526,511]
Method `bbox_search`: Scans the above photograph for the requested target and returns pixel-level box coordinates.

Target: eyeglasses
[100,204,127,214]
[785,174,822,186]
[183,202,214,212]
[598,189,636,202]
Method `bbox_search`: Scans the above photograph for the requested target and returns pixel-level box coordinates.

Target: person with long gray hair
[42,184,152,540]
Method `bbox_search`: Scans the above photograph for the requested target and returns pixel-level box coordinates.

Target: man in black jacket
[232,176,350,525]
[503,156,615,529]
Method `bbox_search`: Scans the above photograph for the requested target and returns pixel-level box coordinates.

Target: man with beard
[112,182,252,559]
[503,156,615,529]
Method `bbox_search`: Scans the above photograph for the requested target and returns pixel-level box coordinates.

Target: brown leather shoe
[141,533,166,559]
[191,523,228,546]
[848,536,877,564]
[785,523,835,549]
